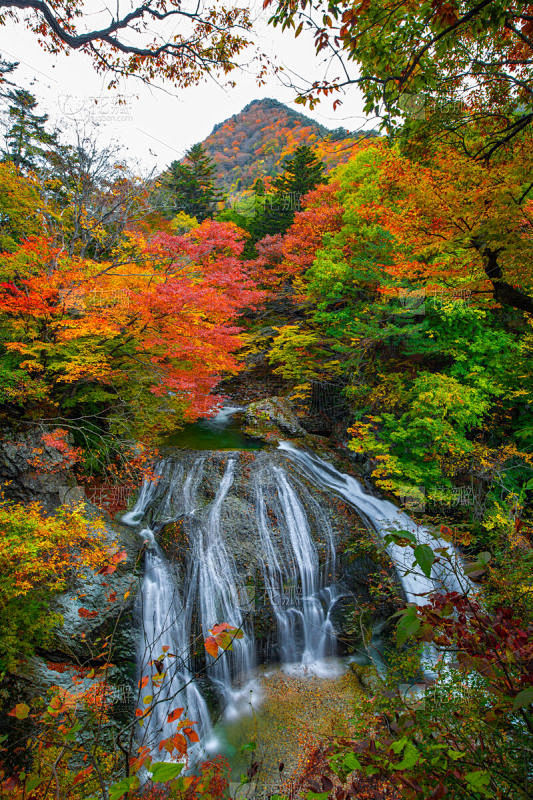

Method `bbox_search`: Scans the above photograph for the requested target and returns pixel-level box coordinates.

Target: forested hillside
[201,98,365,194]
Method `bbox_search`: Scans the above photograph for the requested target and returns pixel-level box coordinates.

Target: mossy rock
[244,397,307,442]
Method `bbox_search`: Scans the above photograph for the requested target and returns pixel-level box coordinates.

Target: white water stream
[277,442,470,604]
[124,432,470,760]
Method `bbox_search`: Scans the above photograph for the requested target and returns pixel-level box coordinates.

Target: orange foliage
[282,182,344,282]
[359,141,533,308]
[203,99,364,195]
[0,221,263,425]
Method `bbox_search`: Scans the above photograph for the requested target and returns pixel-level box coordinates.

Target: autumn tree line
[0,1,532,799]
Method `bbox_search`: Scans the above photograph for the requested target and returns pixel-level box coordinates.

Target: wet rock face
[0,428,83,511]
[138,449,396,659]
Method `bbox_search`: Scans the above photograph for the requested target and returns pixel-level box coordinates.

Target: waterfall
[126,455,259,738]
[121,468,162,527]
[136,527,214,762]
[127,438,465,757]
[125,447,347,755]
[278,441,470,604]
[254,463,340,676]
[183,458,257,720]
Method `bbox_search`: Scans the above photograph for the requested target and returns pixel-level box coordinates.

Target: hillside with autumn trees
[200,98,366,195]
[0,1,532,799]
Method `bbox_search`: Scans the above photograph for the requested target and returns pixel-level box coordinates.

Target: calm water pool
[163,406,265,450]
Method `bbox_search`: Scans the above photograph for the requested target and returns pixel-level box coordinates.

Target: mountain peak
[202,97,361,194]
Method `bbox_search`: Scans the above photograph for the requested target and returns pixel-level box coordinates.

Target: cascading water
[278,441,471,604]
[182,458,257,720]
[254,462,340,676]
[137,527,213,761]
[126,430,468,759]
[125,445,347,755]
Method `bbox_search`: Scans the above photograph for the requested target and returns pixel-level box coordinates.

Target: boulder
[244,397,307,441]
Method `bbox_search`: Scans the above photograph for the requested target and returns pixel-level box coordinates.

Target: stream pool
[164,406,264,451]
[205,661,362,790]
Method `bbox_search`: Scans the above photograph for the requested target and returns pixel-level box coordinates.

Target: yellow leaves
[289,383,312,402]
[55,353,116,384]
[8,703,30,720]
[4,341,34,355]
[0,498,110,604]
[19,359,44,373]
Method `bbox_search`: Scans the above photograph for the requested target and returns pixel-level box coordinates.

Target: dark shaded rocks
[0,428,84,511]
[28,518,143,701]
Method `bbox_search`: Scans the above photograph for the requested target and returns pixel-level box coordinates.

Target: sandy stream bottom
[209,662,362,794]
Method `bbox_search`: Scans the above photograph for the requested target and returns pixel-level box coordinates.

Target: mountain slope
[202,98,369,195]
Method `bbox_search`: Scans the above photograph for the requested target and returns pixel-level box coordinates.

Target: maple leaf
[183,726,200,743]
[78,608,98,619]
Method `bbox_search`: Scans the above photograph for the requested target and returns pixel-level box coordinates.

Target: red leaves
[204,636,220,658]
[183,726,200,743]
[138,676,149,689]
[414,592,533,708]
[210,622,233,636]
[167,707,184,723]
[204,622,243,657]
[0,221,263,431]
[170,733,188,755]
[249,183,343,290]
[73,765,94,786]
[78,607,98,619]
[159,732,188,755]
[431,0,458,27]
[97,549,127,575]
[129,745,151,772]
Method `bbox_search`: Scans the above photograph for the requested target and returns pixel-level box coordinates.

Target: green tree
[2,88,55,171]
[161,142,222,222]
[267,0,533,158]
[273,144,327,197]
[250,144,327,241]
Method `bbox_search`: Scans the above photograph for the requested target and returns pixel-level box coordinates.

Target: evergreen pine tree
[272,144,327,198]
[161,143,222,222]
[249,145,327,242]
[3,89,55,171]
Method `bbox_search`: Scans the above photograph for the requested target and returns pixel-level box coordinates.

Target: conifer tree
[2,88,55,171]
[273,144,327,198]
[250,145,327,242]
[162,143,222,222]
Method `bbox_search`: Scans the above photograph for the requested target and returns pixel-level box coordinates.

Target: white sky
[0,1,373,173]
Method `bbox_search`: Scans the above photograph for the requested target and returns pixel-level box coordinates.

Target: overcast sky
[1,1,373,173]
